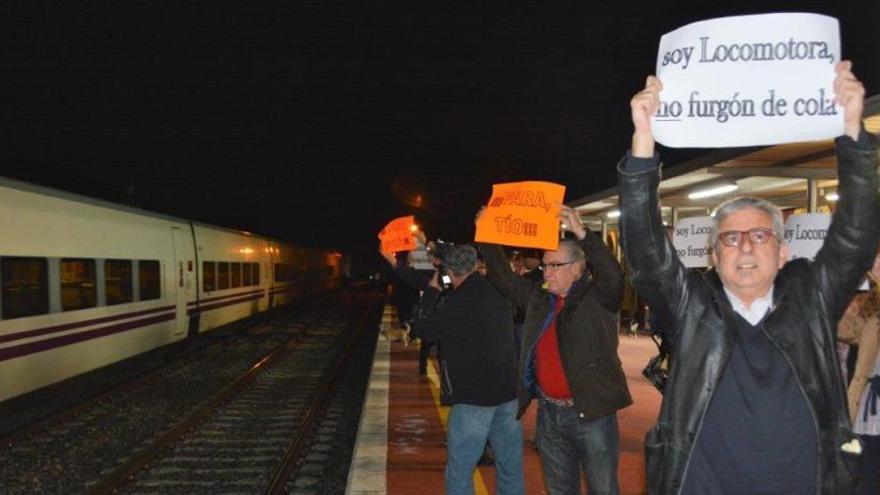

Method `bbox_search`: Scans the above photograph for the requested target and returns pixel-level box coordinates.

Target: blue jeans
[536,399,620,495]
[446,399,524,495]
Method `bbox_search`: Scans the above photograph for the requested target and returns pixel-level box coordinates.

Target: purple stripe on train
[0,306,175,345]
[0,313,176,362]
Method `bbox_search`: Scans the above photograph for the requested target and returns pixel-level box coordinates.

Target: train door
[170,227,188,336]
[267,246,275,308]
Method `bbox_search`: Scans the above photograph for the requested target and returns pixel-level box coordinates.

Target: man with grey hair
[712,196,785,244]
[412,244,524,494]
[479,205,631,495]
[619,62,879,494]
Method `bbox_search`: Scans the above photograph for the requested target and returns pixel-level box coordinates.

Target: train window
[242,262,252,286]
[105,260,133,305]
[203,261,215,291]
[61,259,97,311]
[218,262,229,290]
[139,260,161,301]
[230,262,241,288]
[1,257,49,319]
[252,263,260,285]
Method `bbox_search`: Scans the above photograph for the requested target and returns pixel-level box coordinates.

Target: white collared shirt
[723,286,774,326]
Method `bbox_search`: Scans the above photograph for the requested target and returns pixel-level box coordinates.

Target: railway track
[0,286,382,494]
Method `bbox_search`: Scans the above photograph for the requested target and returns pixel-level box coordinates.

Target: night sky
[2,2,879,272]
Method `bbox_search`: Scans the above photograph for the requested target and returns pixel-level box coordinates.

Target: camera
[438,264,454,291]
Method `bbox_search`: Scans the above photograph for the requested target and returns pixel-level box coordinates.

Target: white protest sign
[783,213,869,289]
[409,239,434,270]
[783,213,830,260]
[673,216,715,268]
[654,13,842,148]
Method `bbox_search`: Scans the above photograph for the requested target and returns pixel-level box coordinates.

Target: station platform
[346,305,662,495]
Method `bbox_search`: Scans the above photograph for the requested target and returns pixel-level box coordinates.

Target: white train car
[191,225,272,333]
[0,177,345,404]
[268,242,301,308]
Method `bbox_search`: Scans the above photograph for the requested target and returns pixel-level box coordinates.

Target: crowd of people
[380,61,879,495]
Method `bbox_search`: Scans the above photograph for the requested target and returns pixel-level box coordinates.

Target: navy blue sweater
[681,313,818,494]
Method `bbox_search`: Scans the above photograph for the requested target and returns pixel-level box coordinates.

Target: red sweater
[536,297,572,399]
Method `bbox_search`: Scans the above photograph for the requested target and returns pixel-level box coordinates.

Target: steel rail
[85,292,358,495]
[0,320,248,449]
[265,290,382,494]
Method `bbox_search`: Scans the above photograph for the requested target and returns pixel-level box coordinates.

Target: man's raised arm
[618,75,689,341]
[812,61,880,323]
[475,206,533,310]
[631,76,661,159]
[561,205,624,311]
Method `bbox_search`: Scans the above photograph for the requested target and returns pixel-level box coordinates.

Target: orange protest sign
[475,181,565,250]
[378,215,418,253]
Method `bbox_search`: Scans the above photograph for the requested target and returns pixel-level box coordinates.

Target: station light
[687,182,738,199]
[825,191,839,202]
[606,210,621,219]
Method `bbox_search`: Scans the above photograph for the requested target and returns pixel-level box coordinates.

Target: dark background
[2,2,879,273]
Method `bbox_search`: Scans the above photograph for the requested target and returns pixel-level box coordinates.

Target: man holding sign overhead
[619,19,879,492]
[479,203,631,495]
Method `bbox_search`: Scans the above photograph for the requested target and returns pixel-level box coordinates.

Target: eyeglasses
[716,228,777,247]
[541,260,577,271]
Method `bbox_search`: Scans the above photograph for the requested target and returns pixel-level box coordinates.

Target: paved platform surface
[347,305,662,494]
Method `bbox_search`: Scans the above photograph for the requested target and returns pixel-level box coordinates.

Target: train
[0,176,348,404]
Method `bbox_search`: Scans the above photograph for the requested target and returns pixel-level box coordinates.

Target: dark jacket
[481,231,632,422]
[513,269,544,325]
[388,260,421,323]
[395,261,434,292]
[413,273,518,406]
[617,131,880,495]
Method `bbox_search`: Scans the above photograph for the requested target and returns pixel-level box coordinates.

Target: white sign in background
[673,216,716,268]
[409,239,435,270]
[782,213,868,289]
[655,13,842,148]
[783,213,830,260]
[409,249,434,270]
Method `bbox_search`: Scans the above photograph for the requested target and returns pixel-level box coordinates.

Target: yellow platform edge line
[425,353,490,495]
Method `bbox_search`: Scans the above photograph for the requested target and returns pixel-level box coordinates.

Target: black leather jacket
[618,131,880,495]
[481,230,633,423]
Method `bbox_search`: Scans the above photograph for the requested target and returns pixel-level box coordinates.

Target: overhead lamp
[606,210,621,219]
[824,191,839,202]
[688,181,738,200]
